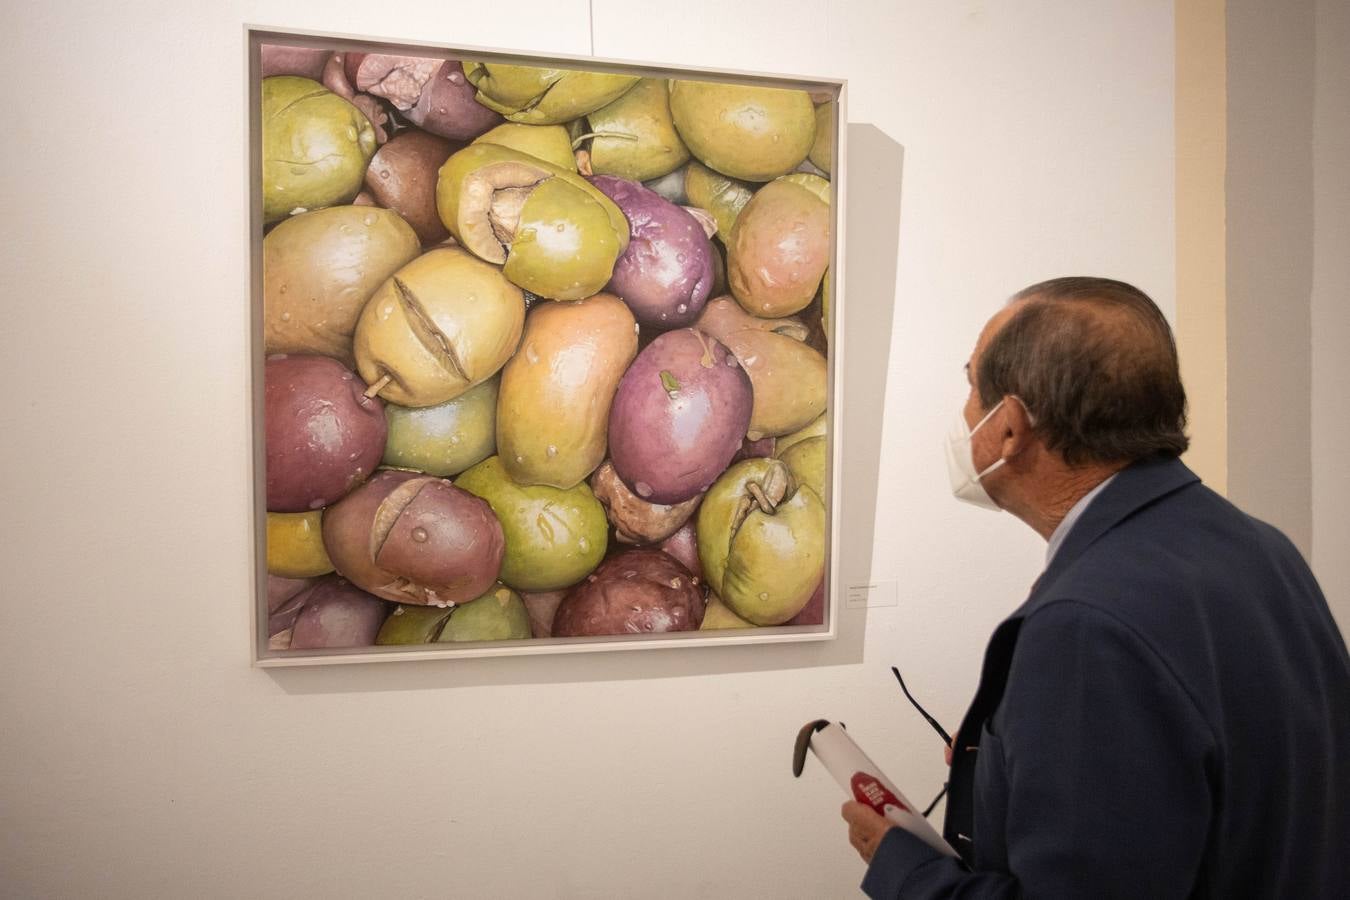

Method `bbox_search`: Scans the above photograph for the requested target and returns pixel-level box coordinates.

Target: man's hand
[841,801,893,864]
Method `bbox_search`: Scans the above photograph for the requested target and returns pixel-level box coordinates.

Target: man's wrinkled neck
[1018,461,1126,540]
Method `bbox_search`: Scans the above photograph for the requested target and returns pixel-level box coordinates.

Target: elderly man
[843,278,1349,897]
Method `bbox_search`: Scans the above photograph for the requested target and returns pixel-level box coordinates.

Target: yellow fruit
[266,510,334,578]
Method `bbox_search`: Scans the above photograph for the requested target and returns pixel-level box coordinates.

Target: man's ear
[1000,395,1037,461]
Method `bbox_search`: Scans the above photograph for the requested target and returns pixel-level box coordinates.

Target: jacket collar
[1015,455,1200,616]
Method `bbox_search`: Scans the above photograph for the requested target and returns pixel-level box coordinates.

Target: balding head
[973,277,1188,465]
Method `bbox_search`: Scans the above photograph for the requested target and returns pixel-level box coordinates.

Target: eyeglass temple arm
[891,665,953,747]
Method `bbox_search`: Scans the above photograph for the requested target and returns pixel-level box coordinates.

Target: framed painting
[248,27,846,664]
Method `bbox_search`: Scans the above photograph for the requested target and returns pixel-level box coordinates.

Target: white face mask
[945,399,1007,511]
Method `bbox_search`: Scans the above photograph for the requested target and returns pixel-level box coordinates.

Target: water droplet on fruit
[577,537,590,551]
[676,303,687,314]
[758,591,769,601]
[308,498,325,510]
[412,527,429,543]
[346,126,358,141]
[378,169,390,179]
[635,482,653,498]
[524,344,539,364]
[556,223,566,232]
[363,213,377,225]
[546,445,558,457]
[280,311,291,321]
[670,577,682,589]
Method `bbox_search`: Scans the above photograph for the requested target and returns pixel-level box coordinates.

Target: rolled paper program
[794,720,957,858]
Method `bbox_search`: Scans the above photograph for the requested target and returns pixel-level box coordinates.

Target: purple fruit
[657,521,702,582]
[266,574,315,614]
[786,578,826,627]
[408,61,502,140]
[288,575,390,649]
[346,54,500,141]
[733,434,777,462]
[260,45,331,80]
[267,583,310,641]
[552,549,704,637]
[265,355,387,512]
[608,329,752,504]
[321,469,505,607]
[588,175,715,329]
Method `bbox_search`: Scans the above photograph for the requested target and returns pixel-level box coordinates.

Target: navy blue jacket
[863,457,1350,898]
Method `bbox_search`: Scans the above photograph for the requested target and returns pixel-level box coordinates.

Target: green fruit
[376,604,453,644]
[584,78,690,181]
[683,161,754,241]
[809,102,833,174]
[504,175,625,300]
[668,81,815,182]
[463,62,639,125]
[438,583,531,642]
[261,77,376,224]
[719,329,827,440]
[778,172,831,205]
[474,123,578,171]
[454,456,608,591]
[436,142,629,300]
[701,596,756,630]
[352,246,525,407]
[382,376,499,477]
[697,458,825,625]
[776,413,827,457]
[779,435,827,500]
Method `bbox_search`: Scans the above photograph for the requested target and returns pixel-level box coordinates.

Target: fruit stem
[364,373,392,399]
[570,130,640,151]
[747,481,777,514]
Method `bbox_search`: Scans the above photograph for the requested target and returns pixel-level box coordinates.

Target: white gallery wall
[0,1,1176,897]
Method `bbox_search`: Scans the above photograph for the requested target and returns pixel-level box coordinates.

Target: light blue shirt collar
[1045,474,1117,566]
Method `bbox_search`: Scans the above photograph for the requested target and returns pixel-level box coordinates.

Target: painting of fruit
[255,36,839,658]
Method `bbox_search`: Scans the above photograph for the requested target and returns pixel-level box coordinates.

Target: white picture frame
[247,26,847,666]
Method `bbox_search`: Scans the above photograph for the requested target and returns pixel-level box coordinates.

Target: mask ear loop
[968,398,1006,437]
[1007,394,1038,429]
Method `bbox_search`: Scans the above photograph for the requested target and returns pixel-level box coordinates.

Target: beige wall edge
[1175,0,1228,495]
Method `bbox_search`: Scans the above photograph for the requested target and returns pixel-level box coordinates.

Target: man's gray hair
[975,277,1189,466]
